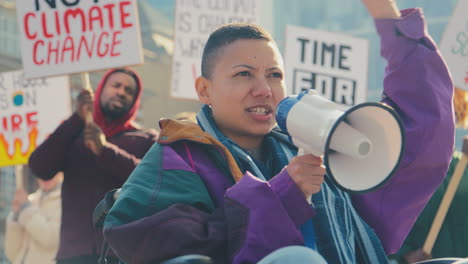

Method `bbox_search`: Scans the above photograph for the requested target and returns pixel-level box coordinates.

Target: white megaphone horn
[276,89,405,193]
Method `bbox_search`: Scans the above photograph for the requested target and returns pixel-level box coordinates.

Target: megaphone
[276,89,405,193]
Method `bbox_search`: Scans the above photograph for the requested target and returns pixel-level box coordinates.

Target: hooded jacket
[28,68,158,260]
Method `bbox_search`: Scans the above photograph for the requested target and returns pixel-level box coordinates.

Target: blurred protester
[0,167,16,264]
[5,172,63,264]
[28,68,158,264]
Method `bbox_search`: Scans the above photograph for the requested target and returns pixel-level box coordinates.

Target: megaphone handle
[297,148,313,205]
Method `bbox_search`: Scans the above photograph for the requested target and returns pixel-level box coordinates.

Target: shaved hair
[201,23,275,79]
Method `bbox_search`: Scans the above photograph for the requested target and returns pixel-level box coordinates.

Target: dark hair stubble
[201,23,275,79]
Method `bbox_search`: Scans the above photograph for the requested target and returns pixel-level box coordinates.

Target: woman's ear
[195,76,211,105]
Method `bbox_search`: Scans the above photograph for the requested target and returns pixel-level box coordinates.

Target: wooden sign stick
[80,72,94,124]
[15,165,24,190]
[423,136,468,254]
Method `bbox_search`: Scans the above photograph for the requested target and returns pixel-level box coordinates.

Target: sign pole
[422,136,468,254]
[80,72,94,124]
[15,164,24,190]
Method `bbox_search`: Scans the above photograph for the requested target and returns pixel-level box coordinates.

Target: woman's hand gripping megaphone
[286,150,326,199]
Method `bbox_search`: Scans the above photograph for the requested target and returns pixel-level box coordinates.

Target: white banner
[284,25,369,109]
[16,0,143,79]
[172,0,261,100]
[439,0,468,91]
[0,70,71,167]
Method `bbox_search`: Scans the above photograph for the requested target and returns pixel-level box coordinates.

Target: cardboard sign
[16,0,143,79]
[0,70,71,167]
[284,25,369,109]
[439,0,468,91]
[171,0,261,100]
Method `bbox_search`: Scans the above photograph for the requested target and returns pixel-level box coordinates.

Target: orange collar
[158,119,243,182]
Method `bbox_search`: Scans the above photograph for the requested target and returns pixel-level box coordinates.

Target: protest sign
[16,0,143,79]
[439,0,468,91]
[284,25,369,109]
[171,0,261,100]
[0,70,71,167]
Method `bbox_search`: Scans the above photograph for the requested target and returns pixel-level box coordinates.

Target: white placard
[284,25,369,109]
[439,0,468,91]
[172,0,261,100]
[16,0,143,79]
[0,70,71,167]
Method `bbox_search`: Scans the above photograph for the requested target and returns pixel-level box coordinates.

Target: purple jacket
[104,8,454,264]
[28,113,158,260]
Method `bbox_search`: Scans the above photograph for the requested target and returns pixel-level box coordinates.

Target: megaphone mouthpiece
[329,121,373,159]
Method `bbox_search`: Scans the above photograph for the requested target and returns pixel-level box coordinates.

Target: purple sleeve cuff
[269,168,316,226]
[375,8,427,40]
[395,9,427,40]
[374,8,433,68]
[226,171,314,228]
[225,172,311,262]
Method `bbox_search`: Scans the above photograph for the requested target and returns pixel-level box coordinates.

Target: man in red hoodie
[28,68,158,264]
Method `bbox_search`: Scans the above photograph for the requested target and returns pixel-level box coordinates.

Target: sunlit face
[100,72,138,120]
[196,39,286,148]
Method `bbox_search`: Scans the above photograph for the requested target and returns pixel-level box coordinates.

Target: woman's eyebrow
[266,66,281,72]
[232,65,281,71]
[232,64,255,70]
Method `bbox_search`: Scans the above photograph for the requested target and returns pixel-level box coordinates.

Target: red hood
[92,68,143,138]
